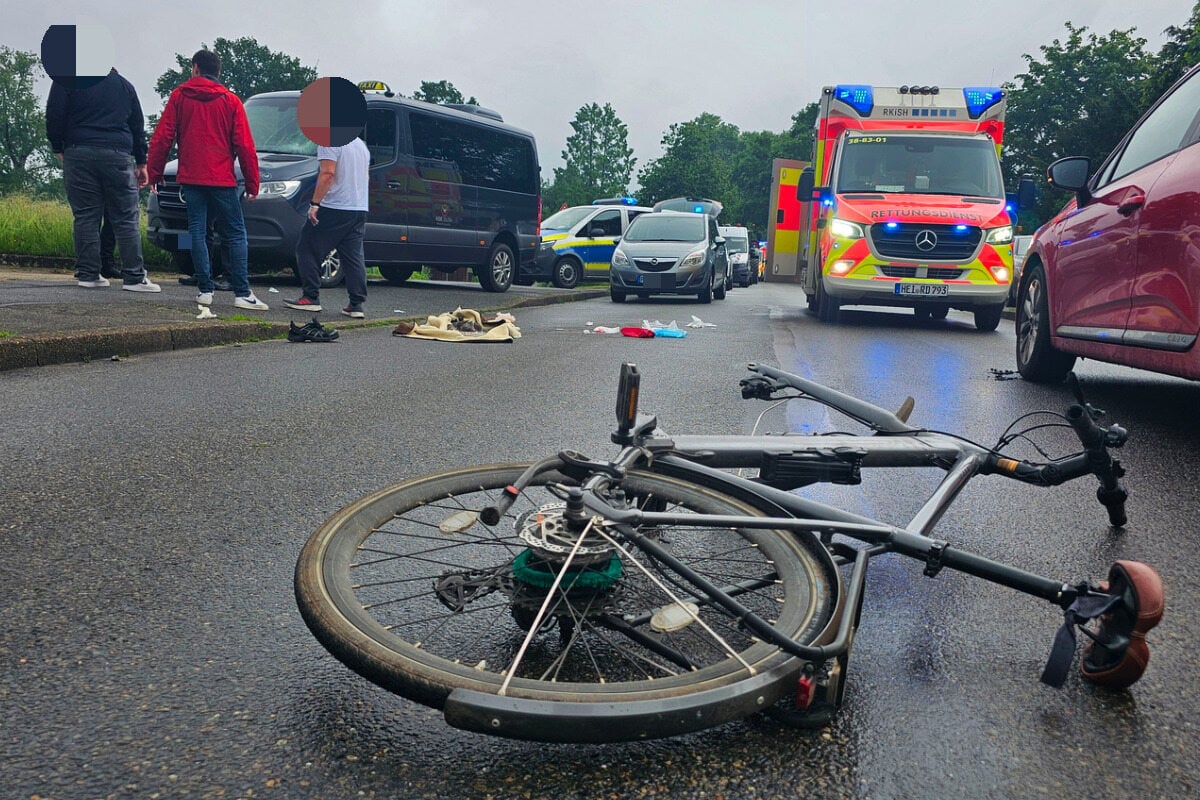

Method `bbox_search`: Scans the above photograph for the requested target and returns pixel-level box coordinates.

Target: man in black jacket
[46,67,160,292]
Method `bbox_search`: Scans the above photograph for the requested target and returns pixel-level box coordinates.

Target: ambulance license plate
[895,283,948,297]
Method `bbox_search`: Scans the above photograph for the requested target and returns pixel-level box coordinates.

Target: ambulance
[795,84,1033,330]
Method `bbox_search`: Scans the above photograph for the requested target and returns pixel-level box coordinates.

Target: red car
[1016,62,1200,383]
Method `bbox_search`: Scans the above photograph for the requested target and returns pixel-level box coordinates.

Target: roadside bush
[0,193,171,267]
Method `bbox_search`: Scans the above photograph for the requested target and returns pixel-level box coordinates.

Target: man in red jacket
[147,49,267,310]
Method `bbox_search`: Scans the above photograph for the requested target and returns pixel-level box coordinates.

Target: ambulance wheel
[817,281,840,323]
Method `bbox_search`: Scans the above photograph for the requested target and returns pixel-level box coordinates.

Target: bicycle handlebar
[985,403,1128,527]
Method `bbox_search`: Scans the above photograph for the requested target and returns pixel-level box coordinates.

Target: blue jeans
[180,185,251,296]
[62,145,146,284]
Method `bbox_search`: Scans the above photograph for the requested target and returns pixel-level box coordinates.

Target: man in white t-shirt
[286,136,371,317]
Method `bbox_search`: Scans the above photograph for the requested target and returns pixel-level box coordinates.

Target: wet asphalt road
[2,282,1196,800]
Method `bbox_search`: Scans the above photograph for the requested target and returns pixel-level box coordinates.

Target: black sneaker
[285,296,322,312]
[288,317,339,343]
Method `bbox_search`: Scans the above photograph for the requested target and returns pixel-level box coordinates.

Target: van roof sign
[358,80,392,94]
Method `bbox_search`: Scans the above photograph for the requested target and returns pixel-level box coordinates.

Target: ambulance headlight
[985,225,1014,245]
[830,218,866,240]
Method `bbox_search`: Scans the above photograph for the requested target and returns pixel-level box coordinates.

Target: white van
[718,225,754,287]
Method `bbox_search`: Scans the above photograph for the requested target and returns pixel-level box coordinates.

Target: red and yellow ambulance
[797,85,1025,330]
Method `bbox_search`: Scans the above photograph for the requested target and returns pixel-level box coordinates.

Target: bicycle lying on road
[295,363,1165,743]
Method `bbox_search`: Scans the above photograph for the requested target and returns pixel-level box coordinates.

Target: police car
[532,199,652,288]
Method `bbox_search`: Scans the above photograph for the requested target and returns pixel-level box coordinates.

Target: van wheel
[1016,266,1076,382]
[478,242,514,292]
[379,266,414,286]
[552,257,582,289]
[973,302,1005,332]
[319,250,343,288]
[817,279,840,323]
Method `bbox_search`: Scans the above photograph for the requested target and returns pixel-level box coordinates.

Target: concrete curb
[0,289,608,372]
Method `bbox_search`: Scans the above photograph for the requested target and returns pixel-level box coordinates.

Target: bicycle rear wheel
[295,463,840,741]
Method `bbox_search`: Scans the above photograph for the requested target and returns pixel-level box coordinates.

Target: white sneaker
[78,277,110,288]
[234,293,269,311]
[123,278,162,293]
[196,292,214,306]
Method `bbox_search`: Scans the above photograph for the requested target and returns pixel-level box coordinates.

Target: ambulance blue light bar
[962,87,1004,119]
[833,85,874,116]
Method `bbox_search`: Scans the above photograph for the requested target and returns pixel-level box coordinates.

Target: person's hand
[150,182,158,195]
[307,204,319,225]
[245,192,257,202]
[135,165,149,188]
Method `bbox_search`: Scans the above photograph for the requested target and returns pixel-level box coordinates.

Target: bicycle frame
[392,363,1144,741]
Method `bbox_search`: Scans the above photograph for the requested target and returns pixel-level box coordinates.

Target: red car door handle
[1118,193,1146,215]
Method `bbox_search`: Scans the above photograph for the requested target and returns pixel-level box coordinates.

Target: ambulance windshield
[835,135,1003,198]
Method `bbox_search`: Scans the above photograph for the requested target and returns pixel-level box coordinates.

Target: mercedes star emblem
[915,229,938,252]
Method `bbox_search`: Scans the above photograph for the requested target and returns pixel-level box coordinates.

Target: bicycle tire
[295,463,839,740]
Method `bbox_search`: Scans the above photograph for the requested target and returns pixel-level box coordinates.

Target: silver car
[610,212,729,303]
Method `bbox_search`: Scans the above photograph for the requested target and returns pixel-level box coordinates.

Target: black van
[146,84,541,292]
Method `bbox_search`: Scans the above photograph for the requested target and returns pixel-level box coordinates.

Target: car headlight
[259,180,301,198]
[612,248,629,266]
[679,249,706,269]
[985,225,1014,245]
[830,218,866,239]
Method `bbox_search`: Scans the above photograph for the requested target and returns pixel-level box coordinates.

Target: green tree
[1002,23,1153,225]
[548,102,636,208]
[411,80,478,105]
[0,47,58,195]
[1143,0,1200,103]
[154,36,317,100]
[636,113,740,207]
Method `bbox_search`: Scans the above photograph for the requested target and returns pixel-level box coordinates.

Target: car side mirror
[1047,156,1092,206]
[588,226,606,238]
[714,236,726,246]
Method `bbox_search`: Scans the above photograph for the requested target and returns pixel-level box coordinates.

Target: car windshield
[540,207,594,230]
[835,135,1004,198]
[244,96,317,156]
[723,235,749,254]
[624,215,705,242]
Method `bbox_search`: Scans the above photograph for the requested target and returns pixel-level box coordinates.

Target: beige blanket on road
[392,308,521,343]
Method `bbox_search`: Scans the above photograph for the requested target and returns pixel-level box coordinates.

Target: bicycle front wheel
[295,463,840,741]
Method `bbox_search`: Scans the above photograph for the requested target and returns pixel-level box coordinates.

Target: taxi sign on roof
[357,80,391,94]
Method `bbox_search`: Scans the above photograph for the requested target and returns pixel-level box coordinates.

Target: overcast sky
[8,0,1193,183]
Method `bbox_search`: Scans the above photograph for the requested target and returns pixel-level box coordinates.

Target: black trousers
[295,207,367,305]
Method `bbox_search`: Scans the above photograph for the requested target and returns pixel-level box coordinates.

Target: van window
[364,108,397,165]
[409,111,537,194]
[244,96,317,157]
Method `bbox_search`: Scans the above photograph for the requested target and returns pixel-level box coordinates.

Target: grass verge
[0,194,171,267]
